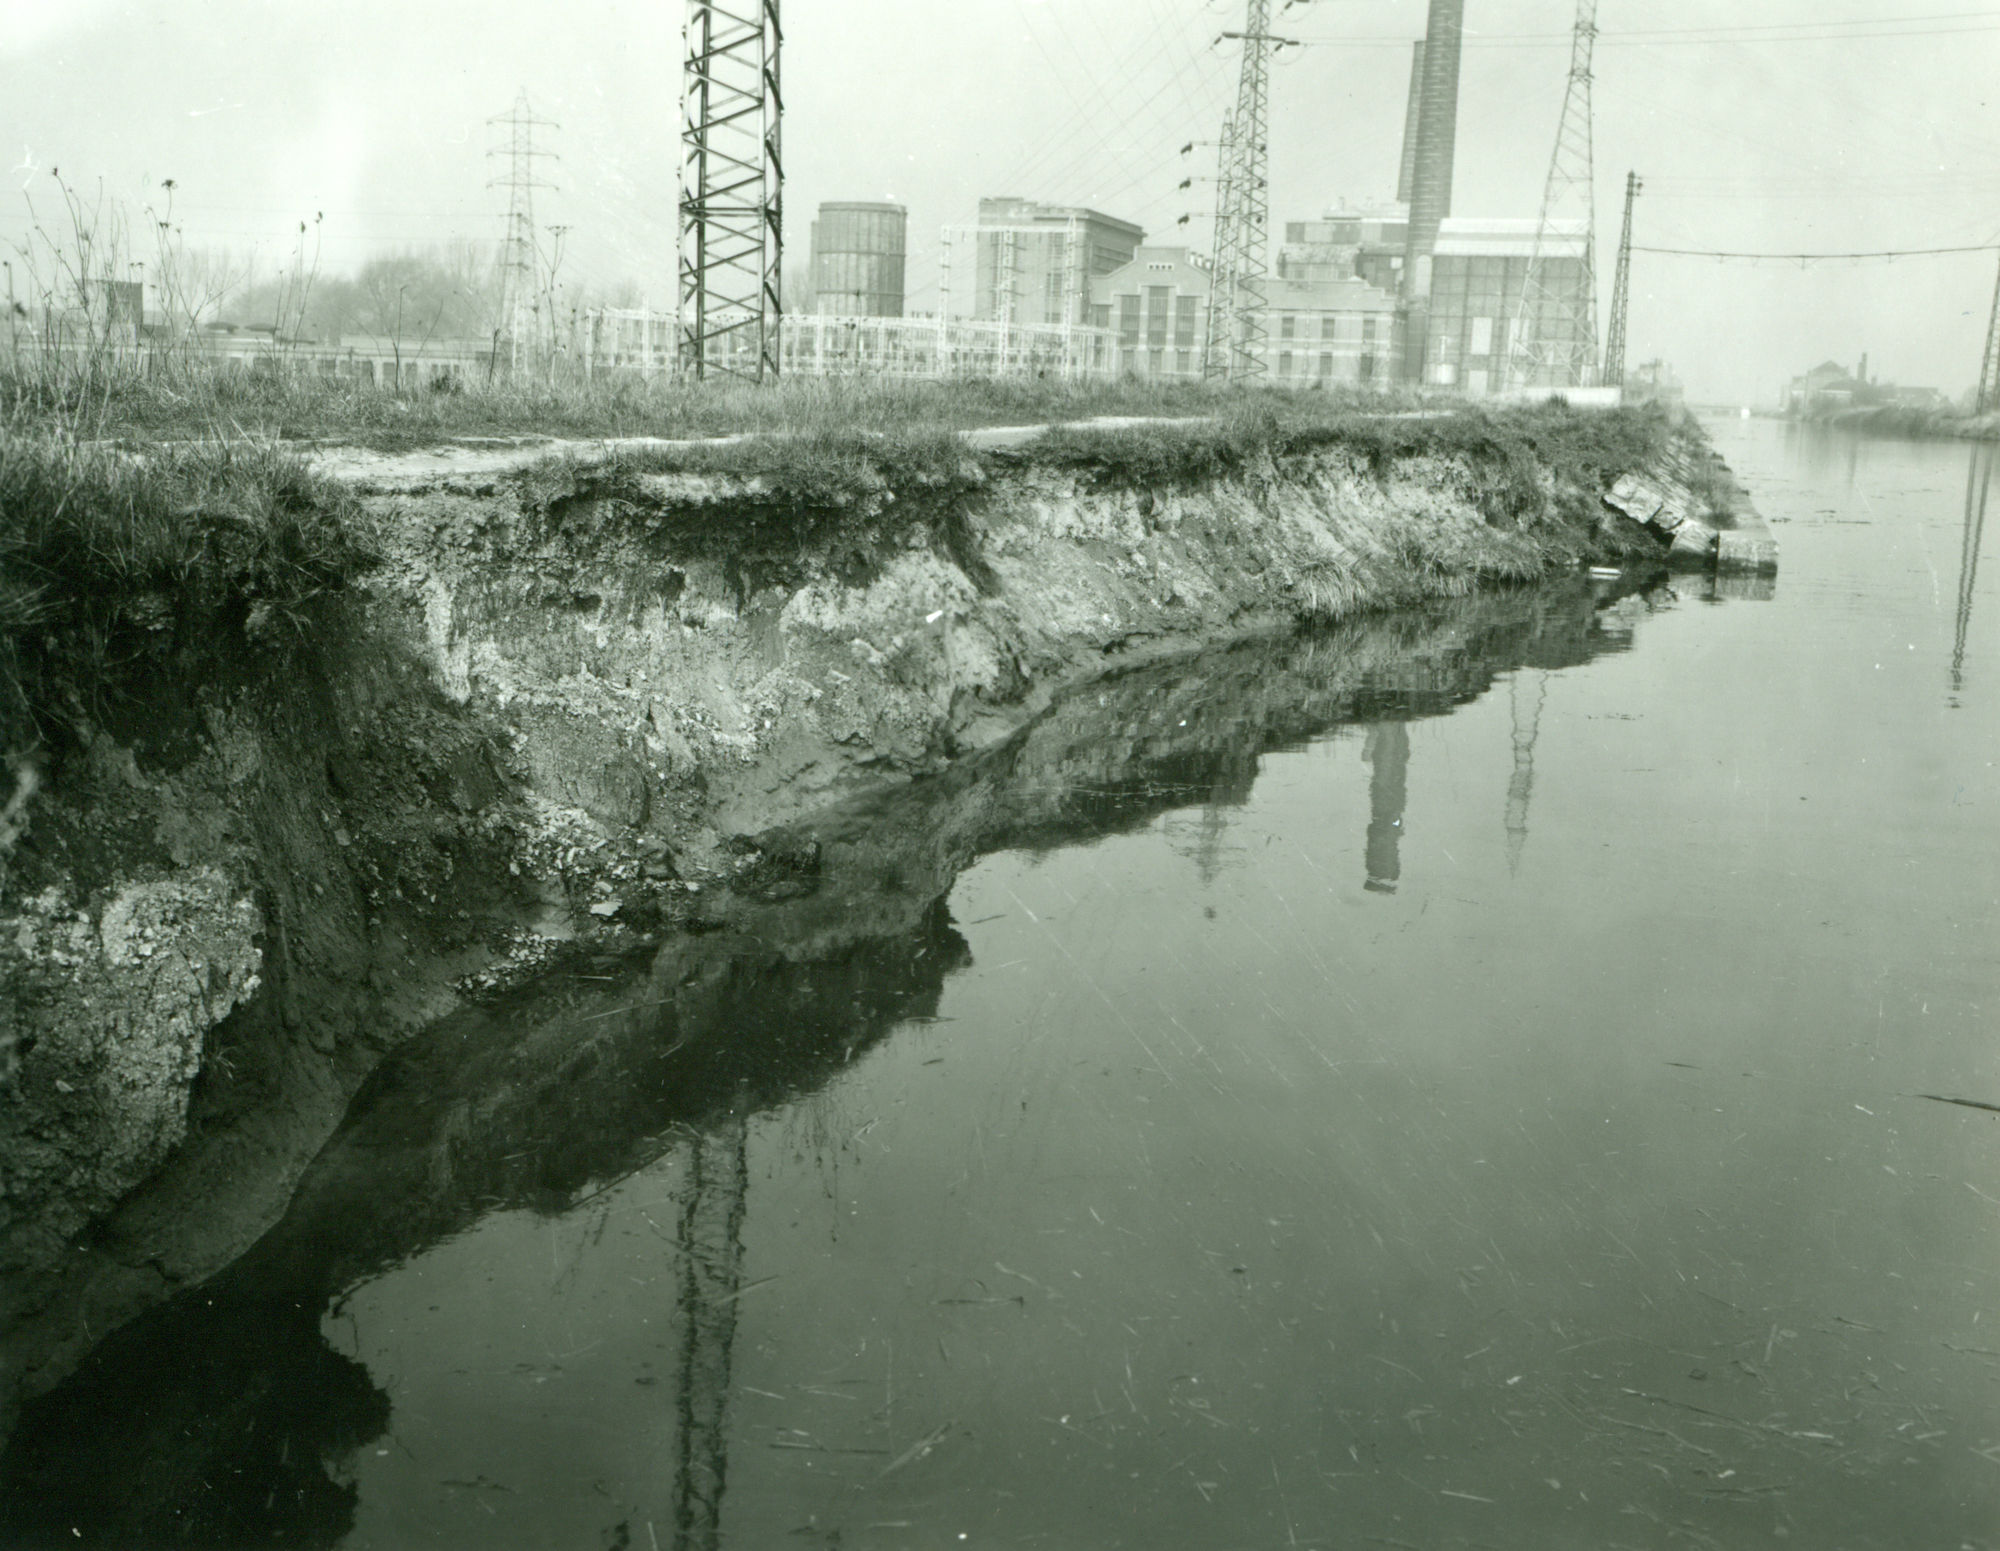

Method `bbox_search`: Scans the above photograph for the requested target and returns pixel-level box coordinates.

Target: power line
[1291,12,2000,48]
[1632,242,2000,261]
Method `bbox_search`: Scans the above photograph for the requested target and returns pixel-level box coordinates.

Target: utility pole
[487,90,559,376]
[680,0,783,381]
[1976,250,2000,414]
[1204,0,1295,381]
[1508,0,1599,391]
[1602,170,1641,391]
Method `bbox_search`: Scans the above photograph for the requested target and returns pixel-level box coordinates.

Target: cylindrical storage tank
[811,202,907,317]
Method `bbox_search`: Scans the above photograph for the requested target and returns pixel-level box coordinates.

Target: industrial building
[1426,217,1591,394]
[1264,274,1400,384]
[968,199,1145,327]
[1088,246,1210,378]
[1089,245,1398,383]
[809,202,907,318]
[1265,0,1598,395]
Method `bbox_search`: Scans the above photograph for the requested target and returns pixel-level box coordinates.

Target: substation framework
[937,216,1096,378]
[1509,0,1601,390]
[680,0,783,380]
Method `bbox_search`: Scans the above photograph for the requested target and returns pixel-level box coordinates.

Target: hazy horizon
[6,0,1997,403]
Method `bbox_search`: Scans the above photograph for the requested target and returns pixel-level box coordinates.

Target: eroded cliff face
[0,427,1716,1432]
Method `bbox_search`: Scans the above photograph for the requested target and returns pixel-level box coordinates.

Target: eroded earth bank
[0,410,1770,1446]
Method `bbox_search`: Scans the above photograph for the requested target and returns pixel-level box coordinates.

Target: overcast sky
[5,0,1998,402]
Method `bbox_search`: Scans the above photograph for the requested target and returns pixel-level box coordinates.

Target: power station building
[809,202,908,317]
[1265,0,1598,394]
[969,199,1145,326]
[1425,217,1592,393]
[1089,246,1398,383]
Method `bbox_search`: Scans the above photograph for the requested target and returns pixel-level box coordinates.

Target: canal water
[6,417,1999,1549]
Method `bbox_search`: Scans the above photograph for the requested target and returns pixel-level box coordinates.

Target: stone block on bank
[1669,519,1720,562]
[1716,529,1779,574]
[1606,474,1666,524]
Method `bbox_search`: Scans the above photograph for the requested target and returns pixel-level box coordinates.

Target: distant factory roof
[1262,274,1401,313]
[976,197,1145,239]
[1434,216,1589,259]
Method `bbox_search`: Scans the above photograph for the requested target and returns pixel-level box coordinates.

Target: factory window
[1175,296,1198,346]
[1321,316,1339,342]
[1363,316,1379,346]
[1318,352,1333,379]
[1176,349,1192,375]
[1470,316,1493,355]
[1280,315,1295,340]
[1359,353,1375,382]
[1278,351,1294,377]
[1118,295,1141,342]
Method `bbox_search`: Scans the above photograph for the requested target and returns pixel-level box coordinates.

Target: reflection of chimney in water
[1362,722,1410,894]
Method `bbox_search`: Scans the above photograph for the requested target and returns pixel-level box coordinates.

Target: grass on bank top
[0,433,374,756]
[2,357,1442,452]
[0,364,1686,759]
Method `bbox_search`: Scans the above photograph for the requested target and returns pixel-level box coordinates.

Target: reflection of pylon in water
[1952,445,1992,702]
[1189,801,1232,886]
[671,1118,750,1551]
[1505,672,1546,874]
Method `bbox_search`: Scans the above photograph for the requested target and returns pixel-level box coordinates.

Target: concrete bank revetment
[0,409,1771,1431]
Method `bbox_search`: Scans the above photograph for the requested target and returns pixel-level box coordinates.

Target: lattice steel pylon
[680,1,783,381]
[1200,110,1241,377]
[1975,252,2000,414]
[487,91,559,366]
[1602,170,1641,390]
[1203,0,1288,382]
[1508,0,1600,391]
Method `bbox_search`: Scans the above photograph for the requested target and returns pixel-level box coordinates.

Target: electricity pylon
[1204,0,1295,381]
[1976,252,2000,414]
[1602,170,1641,390]
[487,91,559,368]
[1201,109,1241,377]
[680,1,783,381]
[1508,0,1599,390]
